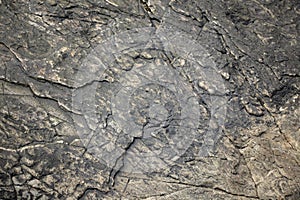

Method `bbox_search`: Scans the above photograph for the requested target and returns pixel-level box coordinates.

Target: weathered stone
[0,0,299,199]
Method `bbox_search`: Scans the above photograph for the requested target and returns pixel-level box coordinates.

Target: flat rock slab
[0,0,299,199]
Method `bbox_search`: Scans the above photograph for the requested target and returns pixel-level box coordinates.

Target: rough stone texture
[0,0,299,199]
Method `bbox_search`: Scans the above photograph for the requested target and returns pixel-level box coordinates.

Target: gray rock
[0,0,299,199]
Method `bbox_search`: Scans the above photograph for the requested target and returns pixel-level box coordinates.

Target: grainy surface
[0,0,299,199]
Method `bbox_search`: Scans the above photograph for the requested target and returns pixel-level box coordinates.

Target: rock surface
[0,0,299,199]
